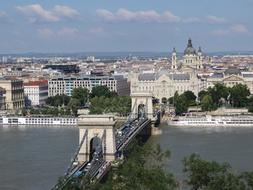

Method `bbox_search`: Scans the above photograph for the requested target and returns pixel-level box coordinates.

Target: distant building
[0,79,24,110]
[0,87,6,110]
[48,75,130,97]
[24,80,48,106]
[43,64,80,74]
[206,67,253,94]
[131,70,202,102]
[172,38,203,70]
[87,56,95,62]
[131,39,205,102]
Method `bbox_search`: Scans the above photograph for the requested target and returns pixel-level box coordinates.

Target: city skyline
[0,0,253,53]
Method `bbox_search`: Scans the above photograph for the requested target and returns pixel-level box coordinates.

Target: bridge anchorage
[54,92,162,189]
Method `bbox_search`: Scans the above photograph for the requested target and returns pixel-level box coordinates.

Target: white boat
[168,115,253,127]
[0,116,77,126]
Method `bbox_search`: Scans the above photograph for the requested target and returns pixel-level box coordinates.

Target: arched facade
[131,92,153,119]
[78,115,116,163]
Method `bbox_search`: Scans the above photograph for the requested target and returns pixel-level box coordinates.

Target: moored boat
[168,115,253,127]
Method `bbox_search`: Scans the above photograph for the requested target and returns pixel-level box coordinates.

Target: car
[73,161,79,166]
[84,163,91,172]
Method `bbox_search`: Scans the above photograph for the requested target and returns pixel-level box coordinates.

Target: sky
[0,0,253,53]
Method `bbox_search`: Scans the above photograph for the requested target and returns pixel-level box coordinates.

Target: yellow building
[0,79,25,110]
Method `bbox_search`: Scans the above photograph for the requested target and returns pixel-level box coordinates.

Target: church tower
[197,46,203,69]
[183,38,203,70]
[171,47,177,70]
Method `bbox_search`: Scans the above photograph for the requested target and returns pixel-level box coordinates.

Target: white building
[172,38,203,70]
[206,67,253,94]
[131,70,202,102]
[131,39,204,101]
[48,75,130,97]
[24,80,48,106]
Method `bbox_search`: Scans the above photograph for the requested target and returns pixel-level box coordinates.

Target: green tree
[207,83,229,107]
[183,154,252,190]
[198,90,209,102]
[168,97,174,105]
[68,98,81,116]
[174,95,188,115]
[46,94,70,107]
[183,91,197,106]
[100,142,177,190]
[229,84,250,107]
[90,86,114,98]
[201,95,214,111]
[247,96,253,112]
[22,108,27,116]
[162,97,167,104]
[72,87,89,106]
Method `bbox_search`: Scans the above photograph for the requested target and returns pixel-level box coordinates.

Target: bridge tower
[131,92,153,119]
[77,115,116,163]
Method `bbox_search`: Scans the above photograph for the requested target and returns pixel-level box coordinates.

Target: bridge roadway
[54,113,159,189]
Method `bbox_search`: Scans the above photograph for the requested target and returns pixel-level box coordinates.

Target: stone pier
[77,115,117,163]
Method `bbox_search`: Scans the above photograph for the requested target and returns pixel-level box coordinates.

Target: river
[153,123,253,180]
[1,124,253,190]
[0,126,79,190]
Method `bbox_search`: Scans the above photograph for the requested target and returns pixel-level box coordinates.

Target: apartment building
[48,75,130,97]
[0,79,24,110]
[24,80,48,106]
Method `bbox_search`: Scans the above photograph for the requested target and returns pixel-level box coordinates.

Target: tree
[229,84,250,107]
[183,154,252,190]
[90,86,114,98]
[183,91,197,106]
[207,83,229,107]
[198,90,209,102]
[68,98,81,116]
[46,94,70,107]
[201,95,214,111]
[162,97,167,104]
[174,95,188,115]
[99,142,177,190]
[247,96,253,112]
[72,87,89,106]
[168,97,174,105]
[89,96,131,116]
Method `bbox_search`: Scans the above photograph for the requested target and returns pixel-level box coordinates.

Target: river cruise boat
[0,116,77,126]
[168,115,253,127]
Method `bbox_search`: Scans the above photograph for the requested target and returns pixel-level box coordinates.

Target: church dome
[184,38,196,55]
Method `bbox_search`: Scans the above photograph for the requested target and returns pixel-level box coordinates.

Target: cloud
[57,27,79,38]
[0,11,7,18]
[211,29,229,36]
[37,27,79,39]
[96,9,115,21]
[0,11,9,23]
[53,5,79,18]
[37,28,55,39]
[96,8,181,23]
[89,27,104,34]
[183,17,201,23]
[16,4,79,23]
[230,24,248,34]
[163,11,181,22]
[207,15,227,24]
[212,24,249,36]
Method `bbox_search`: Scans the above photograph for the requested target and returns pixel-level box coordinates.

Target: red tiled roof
[24,80,48,86]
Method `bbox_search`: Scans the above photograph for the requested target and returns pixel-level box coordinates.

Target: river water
[152,124,253,180]
[0,126,79,190]
[1,124,253,190]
